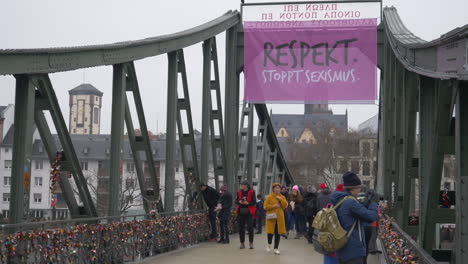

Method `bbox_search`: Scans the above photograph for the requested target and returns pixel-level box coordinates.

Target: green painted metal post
[225,26,238,195]
[455,81,468,264]
[201,39,212,186]
[109,64,127,217]
[165,51,178,212]
[9,75,35,224]
[125,63,163,212]
[124,96,150,214]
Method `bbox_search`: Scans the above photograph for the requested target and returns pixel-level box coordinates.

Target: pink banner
[244,19,378,103]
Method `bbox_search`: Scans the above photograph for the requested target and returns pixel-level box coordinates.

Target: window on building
[2,210,9,219]
[94,108,99,124]
[5,148,9,153]
[98,161,103,170]
[351,161,360,174]
[84,129,87,133]
[80,162,88,171]
[362,142,371,157]
[126,179,136,189]
[372,161,378,176]
[4,160,12,170]
[127,162,135,173]
[73,129,76,133]
[98,178,109,188]
[339,160,348,173]
[34,177,43,186]
[3,177,11,186]
[33,193,42,203]
[32,210,44,218]
[35,160,43,170]
[175,180,180,188]
[2,193,10,203]
[362,161,371,176]
[174,196,179,208]
[57,210,68,219]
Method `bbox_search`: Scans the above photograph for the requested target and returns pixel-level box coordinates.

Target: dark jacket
[202,186,220,208]
[303,192,318,218]
[331,191,378,262]
[317,188,332,210]
[289,192,305,214]
[218,191,233,221]
[236,189,257,216]
[256,199,265,217]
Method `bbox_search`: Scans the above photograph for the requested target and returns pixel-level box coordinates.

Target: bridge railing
[380,216,439,264]
[0,210,209,264]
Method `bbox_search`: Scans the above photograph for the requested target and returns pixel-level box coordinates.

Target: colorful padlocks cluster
[49,152,64,208]
[379,217,420,264]
[0,213,210,263]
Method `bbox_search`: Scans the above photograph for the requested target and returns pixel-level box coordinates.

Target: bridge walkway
[140,232,381,264]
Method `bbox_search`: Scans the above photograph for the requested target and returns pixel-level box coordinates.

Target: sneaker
[294,233,301,239]
[249,243,254,249]
[266,245,271,252]
[240,243,245,249]
[274,249,280,255]
[281,234,288,239]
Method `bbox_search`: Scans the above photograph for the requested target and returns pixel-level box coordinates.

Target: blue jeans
[288,212,306,233]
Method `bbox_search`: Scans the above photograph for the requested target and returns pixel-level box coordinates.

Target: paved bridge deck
[140,233,381,264]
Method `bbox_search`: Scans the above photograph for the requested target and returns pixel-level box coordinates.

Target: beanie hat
[319,183,327,190]
[272,183,282,191]
[336,184,344,192]
[292,185,299,191]
[342,172,362,189]
[240,180,250,187]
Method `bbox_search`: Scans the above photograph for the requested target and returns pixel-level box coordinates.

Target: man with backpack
[330,172,379,264]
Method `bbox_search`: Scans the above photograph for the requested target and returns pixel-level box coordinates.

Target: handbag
[266,213,277,220]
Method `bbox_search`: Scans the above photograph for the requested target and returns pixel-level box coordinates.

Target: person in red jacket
[236,181,257,249]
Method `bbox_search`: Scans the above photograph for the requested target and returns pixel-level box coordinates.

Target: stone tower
[69,84,103,135]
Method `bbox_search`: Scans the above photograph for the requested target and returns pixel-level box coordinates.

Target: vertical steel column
[9,75,35,224]
[201,39,212,186]
[255,123,268,196]
[208,38,227,191]
[124,96,150,214]
[165,51,178,212]
[238,103,254,185]
[125,63,163,212]
[109,64,127,217]
[455,82,468,264]
[400,71,418,231]
[392,60,403,223]
[33,75,97,217]
[225,25,239,195]
[175,50,201,209]
[419,78,453,252]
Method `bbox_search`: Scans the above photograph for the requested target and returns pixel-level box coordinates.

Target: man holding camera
[331,172,379,264]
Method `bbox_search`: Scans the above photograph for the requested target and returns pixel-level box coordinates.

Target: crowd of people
[199,171,381,264]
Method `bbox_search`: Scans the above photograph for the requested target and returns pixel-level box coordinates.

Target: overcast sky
[1,0,467,134]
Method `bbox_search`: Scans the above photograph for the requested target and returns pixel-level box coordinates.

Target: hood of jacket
[330,191,352,205]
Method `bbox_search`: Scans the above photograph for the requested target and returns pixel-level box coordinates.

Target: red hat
[319,183,327,190]
[336,184,344,192]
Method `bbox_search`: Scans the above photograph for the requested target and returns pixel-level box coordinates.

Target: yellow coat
[264,192,288,234]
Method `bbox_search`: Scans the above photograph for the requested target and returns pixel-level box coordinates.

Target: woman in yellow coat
[264,183,288,255]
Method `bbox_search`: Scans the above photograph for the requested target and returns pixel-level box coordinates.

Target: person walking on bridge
[215,184,232,244]
[200,183,220,241]
[236,181,257,249]
[331,172,378,264]
[264,183,288,255]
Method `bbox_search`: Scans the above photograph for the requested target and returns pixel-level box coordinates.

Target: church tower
[69,84,103,135]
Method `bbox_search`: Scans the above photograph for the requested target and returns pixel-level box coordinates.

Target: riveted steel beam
[175,49,201,210]
[208,38,227,192]
[201,39,212,187]
[9,75,35,224]
[108,64,127,217]
[455,81,468,264]
[238,102,254,186]
[164,51,178,212]
[124,62,163,212]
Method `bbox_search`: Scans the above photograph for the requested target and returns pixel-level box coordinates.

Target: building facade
[69,84,103,135]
